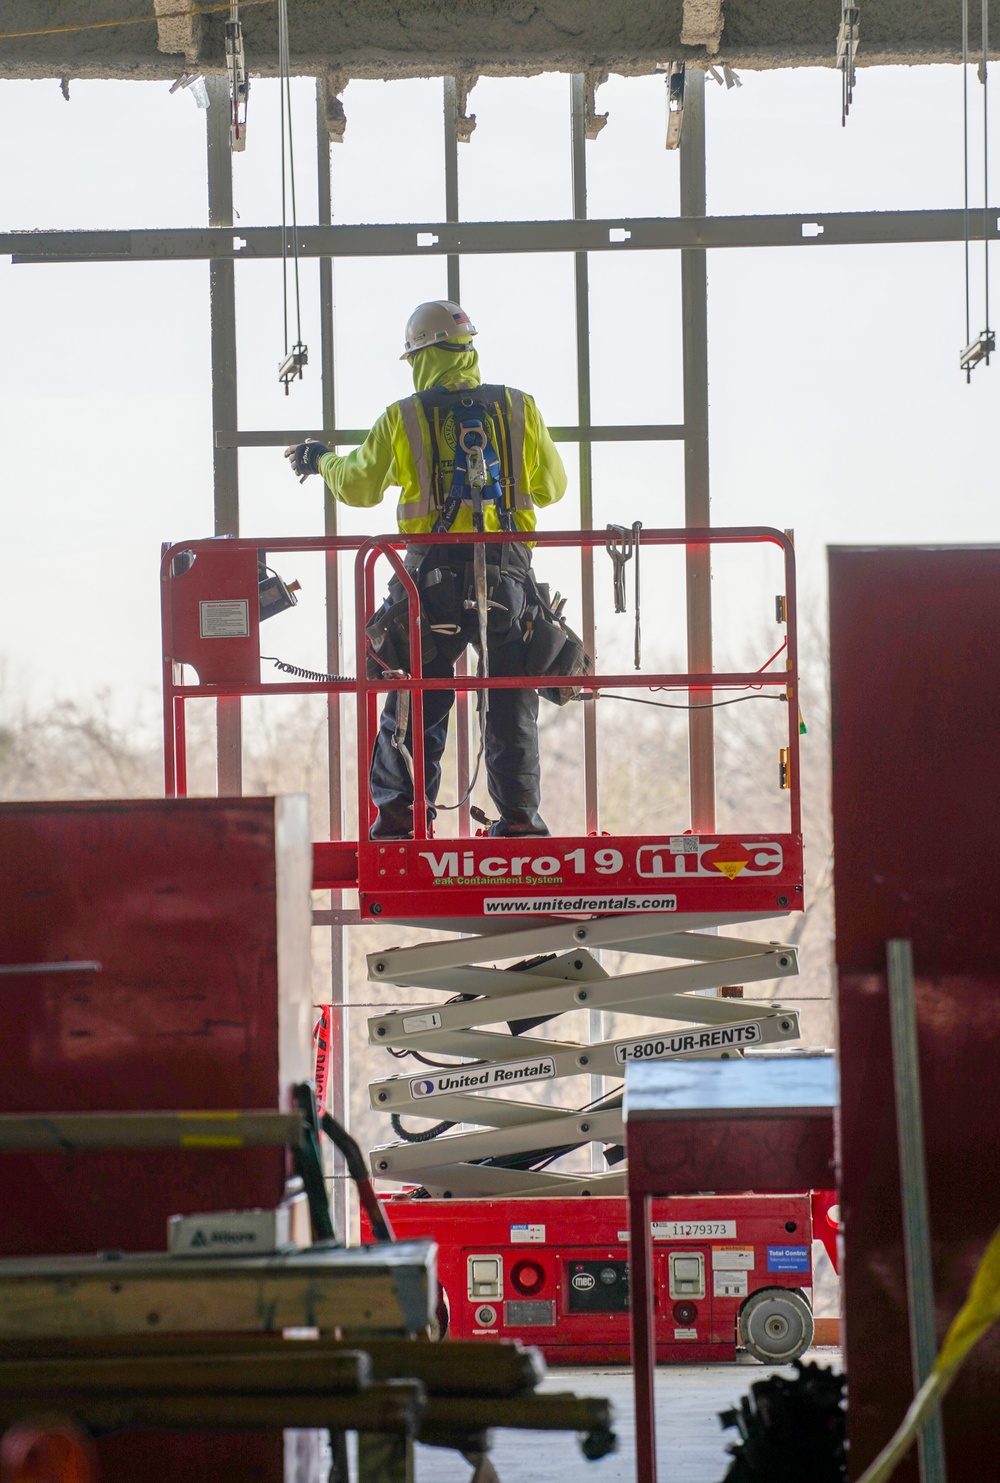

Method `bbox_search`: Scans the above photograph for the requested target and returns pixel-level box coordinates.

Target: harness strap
[397,396,433,527]
[391,688,415,785]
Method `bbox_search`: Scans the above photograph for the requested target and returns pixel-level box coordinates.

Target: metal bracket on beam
[837,4,861,125]
[663,63,686,149]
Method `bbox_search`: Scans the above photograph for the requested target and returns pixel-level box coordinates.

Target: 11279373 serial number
[652,1221,737,1240]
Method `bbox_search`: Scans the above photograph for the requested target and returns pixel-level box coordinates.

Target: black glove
[284,439,329,481]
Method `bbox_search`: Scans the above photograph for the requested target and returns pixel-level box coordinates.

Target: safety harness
[417,384,517,533]
[392,386,516,797]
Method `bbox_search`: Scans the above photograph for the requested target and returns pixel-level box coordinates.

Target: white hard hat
[401,300,477,359]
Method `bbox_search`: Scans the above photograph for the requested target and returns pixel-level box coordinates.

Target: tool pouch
[522,579,594,706]
[365,597,437,680]
[466,565,525,639]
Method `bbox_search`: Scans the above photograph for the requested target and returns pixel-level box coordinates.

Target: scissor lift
[161,525,815,1358]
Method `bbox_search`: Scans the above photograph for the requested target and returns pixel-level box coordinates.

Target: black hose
[391,1113,456,1143]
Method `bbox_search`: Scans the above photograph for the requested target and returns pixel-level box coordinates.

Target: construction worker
[285,300,567,839]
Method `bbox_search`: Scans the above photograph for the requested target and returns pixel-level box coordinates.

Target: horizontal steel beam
[6,208,1000,265]
[0,1110,303,1152]
[219,425,684,448]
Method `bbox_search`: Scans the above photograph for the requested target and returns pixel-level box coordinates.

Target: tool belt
[365,547,592,704]
[521,574,594,706]
[364,596,437,680]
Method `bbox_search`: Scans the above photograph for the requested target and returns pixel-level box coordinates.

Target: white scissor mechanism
[367,912,801,1198]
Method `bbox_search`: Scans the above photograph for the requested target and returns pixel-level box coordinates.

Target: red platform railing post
[781,530,802,836]
[628,1187,658,1483]
[174,697,188,797]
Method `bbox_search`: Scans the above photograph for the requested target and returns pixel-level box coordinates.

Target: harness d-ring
[459,423,488,454]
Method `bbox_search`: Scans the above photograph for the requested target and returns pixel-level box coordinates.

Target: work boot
[369,803,439,841]
[369,803,414,840]
[487,814,549,838]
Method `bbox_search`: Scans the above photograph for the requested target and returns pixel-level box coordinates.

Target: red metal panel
[0,798,312,1483]
[165,543,262,686]
[364,1193,814,1363]
[627,1111,836,1195]
[352,832,803,921]
[311,834,804,922]
[830,546,1000,1482]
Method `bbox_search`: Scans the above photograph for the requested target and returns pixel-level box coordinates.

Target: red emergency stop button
[511,1258,546,1295]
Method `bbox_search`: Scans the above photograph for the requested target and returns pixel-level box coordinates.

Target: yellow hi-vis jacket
[316,344,567,535]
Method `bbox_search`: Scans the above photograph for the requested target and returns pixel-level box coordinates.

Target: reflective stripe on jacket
[316,344,567,535]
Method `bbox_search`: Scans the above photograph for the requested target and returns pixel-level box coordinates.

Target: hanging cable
[983,0,991,345]
[591,692,786,713]
[260,656,353,683]
[276,0,307,393]
[964,0,972,352]
[960,0,995,379]
[434,696,487,813]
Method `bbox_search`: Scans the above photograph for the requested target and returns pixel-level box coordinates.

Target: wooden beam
[0,1384,426,1435]
[0,1350,371,1396]
[0,1245,436,1339]
[0,1333,544,1398]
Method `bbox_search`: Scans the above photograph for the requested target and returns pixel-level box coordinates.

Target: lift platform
[161,525,803,928]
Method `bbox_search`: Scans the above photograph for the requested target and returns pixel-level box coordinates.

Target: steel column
[443,77,473,836]
[571,76,606,1145]
[443,78,462,305]
[680,68,716,834]
[206,75,242,797]
[317,80,350,1246]
[887,938,947,1483]
[571,74,599,837]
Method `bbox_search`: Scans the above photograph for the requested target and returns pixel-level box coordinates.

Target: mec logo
[636,841,783,879]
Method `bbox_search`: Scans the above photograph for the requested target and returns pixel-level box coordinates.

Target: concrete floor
[415,1348,843,1482]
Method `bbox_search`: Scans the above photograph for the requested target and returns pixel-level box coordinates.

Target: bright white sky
[1,63,997,723]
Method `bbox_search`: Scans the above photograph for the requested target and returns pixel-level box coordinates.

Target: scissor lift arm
[366,912,801,1198]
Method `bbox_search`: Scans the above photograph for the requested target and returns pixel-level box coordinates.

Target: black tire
[738,1287,814,1364]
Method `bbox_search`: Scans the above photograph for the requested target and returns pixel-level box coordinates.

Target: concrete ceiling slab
[0,0,996,82]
